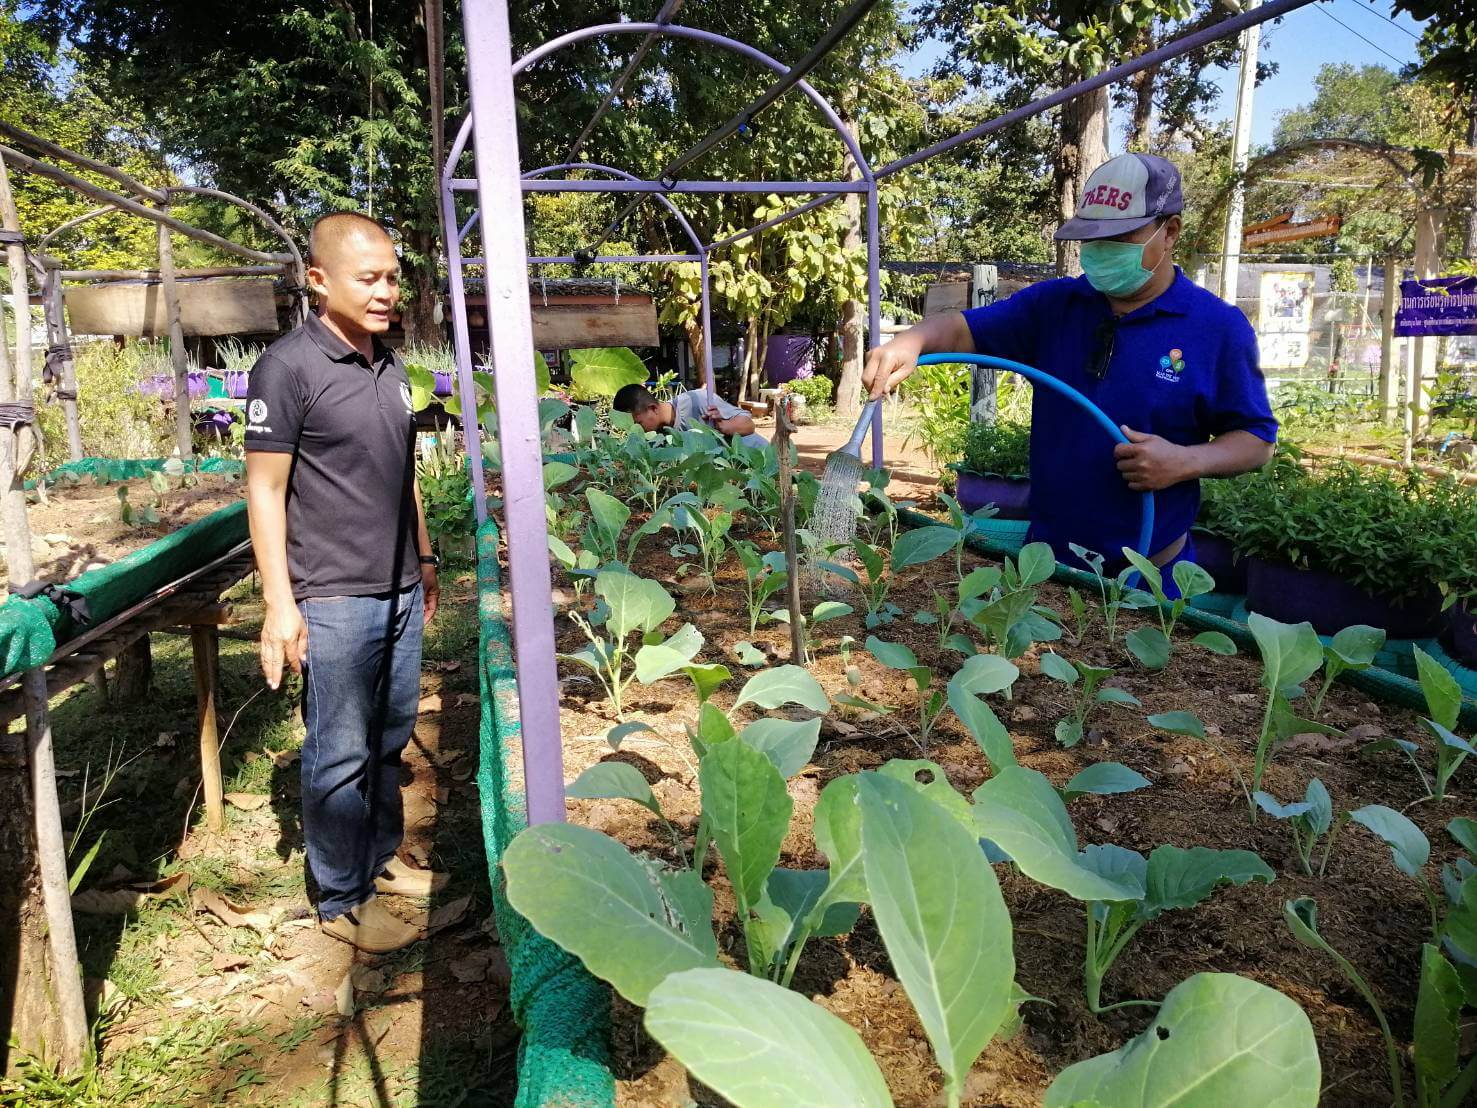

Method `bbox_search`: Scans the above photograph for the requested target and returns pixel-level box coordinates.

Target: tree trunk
[1126,64,1159,151]
[1466,93,1477,258]
[400,228,441,348]
[1054,84,1111,277]
[113,637,153,705]
[683,318,706,389]
[739,314,762,404]
[836,107,865,419]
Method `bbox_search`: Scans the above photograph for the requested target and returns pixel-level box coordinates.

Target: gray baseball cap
[1055,153,1184,241]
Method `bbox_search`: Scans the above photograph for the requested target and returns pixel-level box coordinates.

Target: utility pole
[1218,0,1261,305]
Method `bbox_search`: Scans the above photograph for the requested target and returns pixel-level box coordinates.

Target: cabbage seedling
[973,766,1273,1013]
[1310,624,1385,717]
[967,543,1062,658]
[1413,646,1474,802]
[1038,652,1140,748]
[765,601,853,665]
[670,500,734,593]
[833,635,892,717]
[1069,543,1150,645]
[1285,897,1405,1107]
[1253,779,1342,876]
[734,541,789,635]
[865,636,944,750]
[1247,613,1329,813]
[1350,804,1442,937]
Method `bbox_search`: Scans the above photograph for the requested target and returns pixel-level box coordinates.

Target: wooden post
[112,636,152,704]
[773,396,806,664]
[156,205,193,459]
[190,626,224,832]
[39,263,82,461]
[969,263,999,424]
[1379,253,1400,422]
[0,147,88,1073]
[1409,208,1447,451]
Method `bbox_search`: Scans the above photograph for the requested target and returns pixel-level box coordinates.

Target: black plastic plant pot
[955,470,1030,520]
[1191,529,1245,594]
[1445,603,1477,667]
[1246,557,1445,639]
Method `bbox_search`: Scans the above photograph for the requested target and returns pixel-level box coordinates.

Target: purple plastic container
[1446,604,1477,667]
[1246,557,1445,638]
[764,334,813,387]
[1192,530,1245,593]
[956,471,1031,520]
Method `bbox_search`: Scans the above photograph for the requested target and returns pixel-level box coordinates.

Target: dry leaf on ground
[224,792,270,811]
[72,872,191,915]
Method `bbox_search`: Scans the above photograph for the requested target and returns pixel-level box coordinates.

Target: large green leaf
[859,773,1015,1103]
[566,762,661,816]
[972,766,1143,903]
[734,665,829,712]
[876,759,976,830]
[951,653,1020,696]
[947,681,1017,771]
[1171,560,1216,601]
[1248,613,1324,693]
[1044,972,1321,1107]
[1413,943,1465,1103]
[1126,626,1171,671]
[1147,710,1206,738]
[569,346,648,398]
[1016,542,1056,586]
[1038,652,1079,684]
[1142,845,1274,917]
[699,738,793,911]
[890,526,958,571]
[1414,645,1463,732]
[865,635,919,671]
[1062,762,1152,801]
[634,623,705,683]
[1328,624,1385,668]
[740,717,823,779]
[596,570,675,640]
[766,868,861,943]
[812,775,867,905]
[502,824,717,1005]
[1350,804,1431,878]
[645,968,892,1108]
[586,486,631,540]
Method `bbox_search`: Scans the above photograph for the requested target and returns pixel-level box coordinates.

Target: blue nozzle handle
[842,398,880,457]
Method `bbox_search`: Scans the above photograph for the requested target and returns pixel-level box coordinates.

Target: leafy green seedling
[973,766,1273,1013]
[734,541,789,635]
[1412,941,1477,1108]
[1038,652,1140,747]
[671,500,734,593]
[865,636,944,750]
[1247,613,1329,815]
[936,491,994,585]
[1254,779,1341,876]
[966,543,1062,658]
[1350,804,1442,936]
[1413,646,1474,802]
[581,487,630,565]
[560,570,702,719]
[1060,762,1152,803]
[1069,543,1152,645]
[945,654,1021,772]
[1310,624,1386,716]
[1044,972,1321,1107]
[828,527,956,629]
[1147,709,1255,816]
[1285,897,1405,1107]
[765,601,854,665]
[1120,548,1216,638]
[833,635,891,716]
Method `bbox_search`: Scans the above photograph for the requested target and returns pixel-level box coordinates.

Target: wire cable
[1338,0,1420,40]
[1315,5,1411,68]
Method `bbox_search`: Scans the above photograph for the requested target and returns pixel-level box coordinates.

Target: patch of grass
[410,1031,513,1107]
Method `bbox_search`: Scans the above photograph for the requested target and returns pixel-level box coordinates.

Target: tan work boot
[374,855,449,898]
[320,898,423,954]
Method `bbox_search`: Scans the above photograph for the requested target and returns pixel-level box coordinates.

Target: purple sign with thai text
[1395,275,1477,338]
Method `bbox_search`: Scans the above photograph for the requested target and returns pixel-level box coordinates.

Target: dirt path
[778,411,943,504]
[4,563,517,1106]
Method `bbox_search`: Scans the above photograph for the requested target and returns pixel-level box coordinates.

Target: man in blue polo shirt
[863,153,1276,574]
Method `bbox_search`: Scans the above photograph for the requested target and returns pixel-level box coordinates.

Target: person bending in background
[862,153,1276,579]
[613,382,770,450]
[244,212,446,954]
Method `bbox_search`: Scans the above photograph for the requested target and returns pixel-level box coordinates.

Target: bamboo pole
[156,203,194,459]
[190,627,223,832]
[60,265,288,282]
[0,120,167,204]
[773,396,806,663]
[37,263,82,460]
[0,146,89,1073]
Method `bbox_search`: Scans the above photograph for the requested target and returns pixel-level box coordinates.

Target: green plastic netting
[29,456,244,490]
[476,520,614,1107]
[0,500,248,679]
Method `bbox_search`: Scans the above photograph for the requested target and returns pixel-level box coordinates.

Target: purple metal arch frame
[448,0,1317,825]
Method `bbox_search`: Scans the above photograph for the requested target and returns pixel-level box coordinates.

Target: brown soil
[6,473,244,587]
[548,511,1464,1108]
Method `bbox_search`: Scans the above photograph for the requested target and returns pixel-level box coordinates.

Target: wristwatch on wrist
[419,554,440,570]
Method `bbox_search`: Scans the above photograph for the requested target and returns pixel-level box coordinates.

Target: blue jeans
[300,583,424,920]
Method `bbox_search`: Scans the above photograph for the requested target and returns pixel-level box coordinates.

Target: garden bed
[7,468,244,588]
[543,521,1463,1107]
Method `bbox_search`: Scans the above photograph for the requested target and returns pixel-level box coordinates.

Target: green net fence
[476,520,614,1107]
[0,500,248,680]
[28,456,244,490]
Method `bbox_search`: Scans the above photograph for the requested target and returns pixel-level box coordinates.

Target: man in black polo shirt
[244,212,444,953]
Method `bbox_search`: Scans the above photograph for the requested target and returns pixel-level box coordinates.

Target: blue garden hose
[917,352,1156,564]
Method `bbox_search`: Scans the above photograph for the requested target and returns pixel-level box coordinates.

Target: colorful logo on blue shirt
[1156,348,1186,382]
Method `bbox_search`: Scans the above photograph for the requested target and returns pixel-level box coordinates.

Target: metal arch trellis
[445,0,1320,827]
